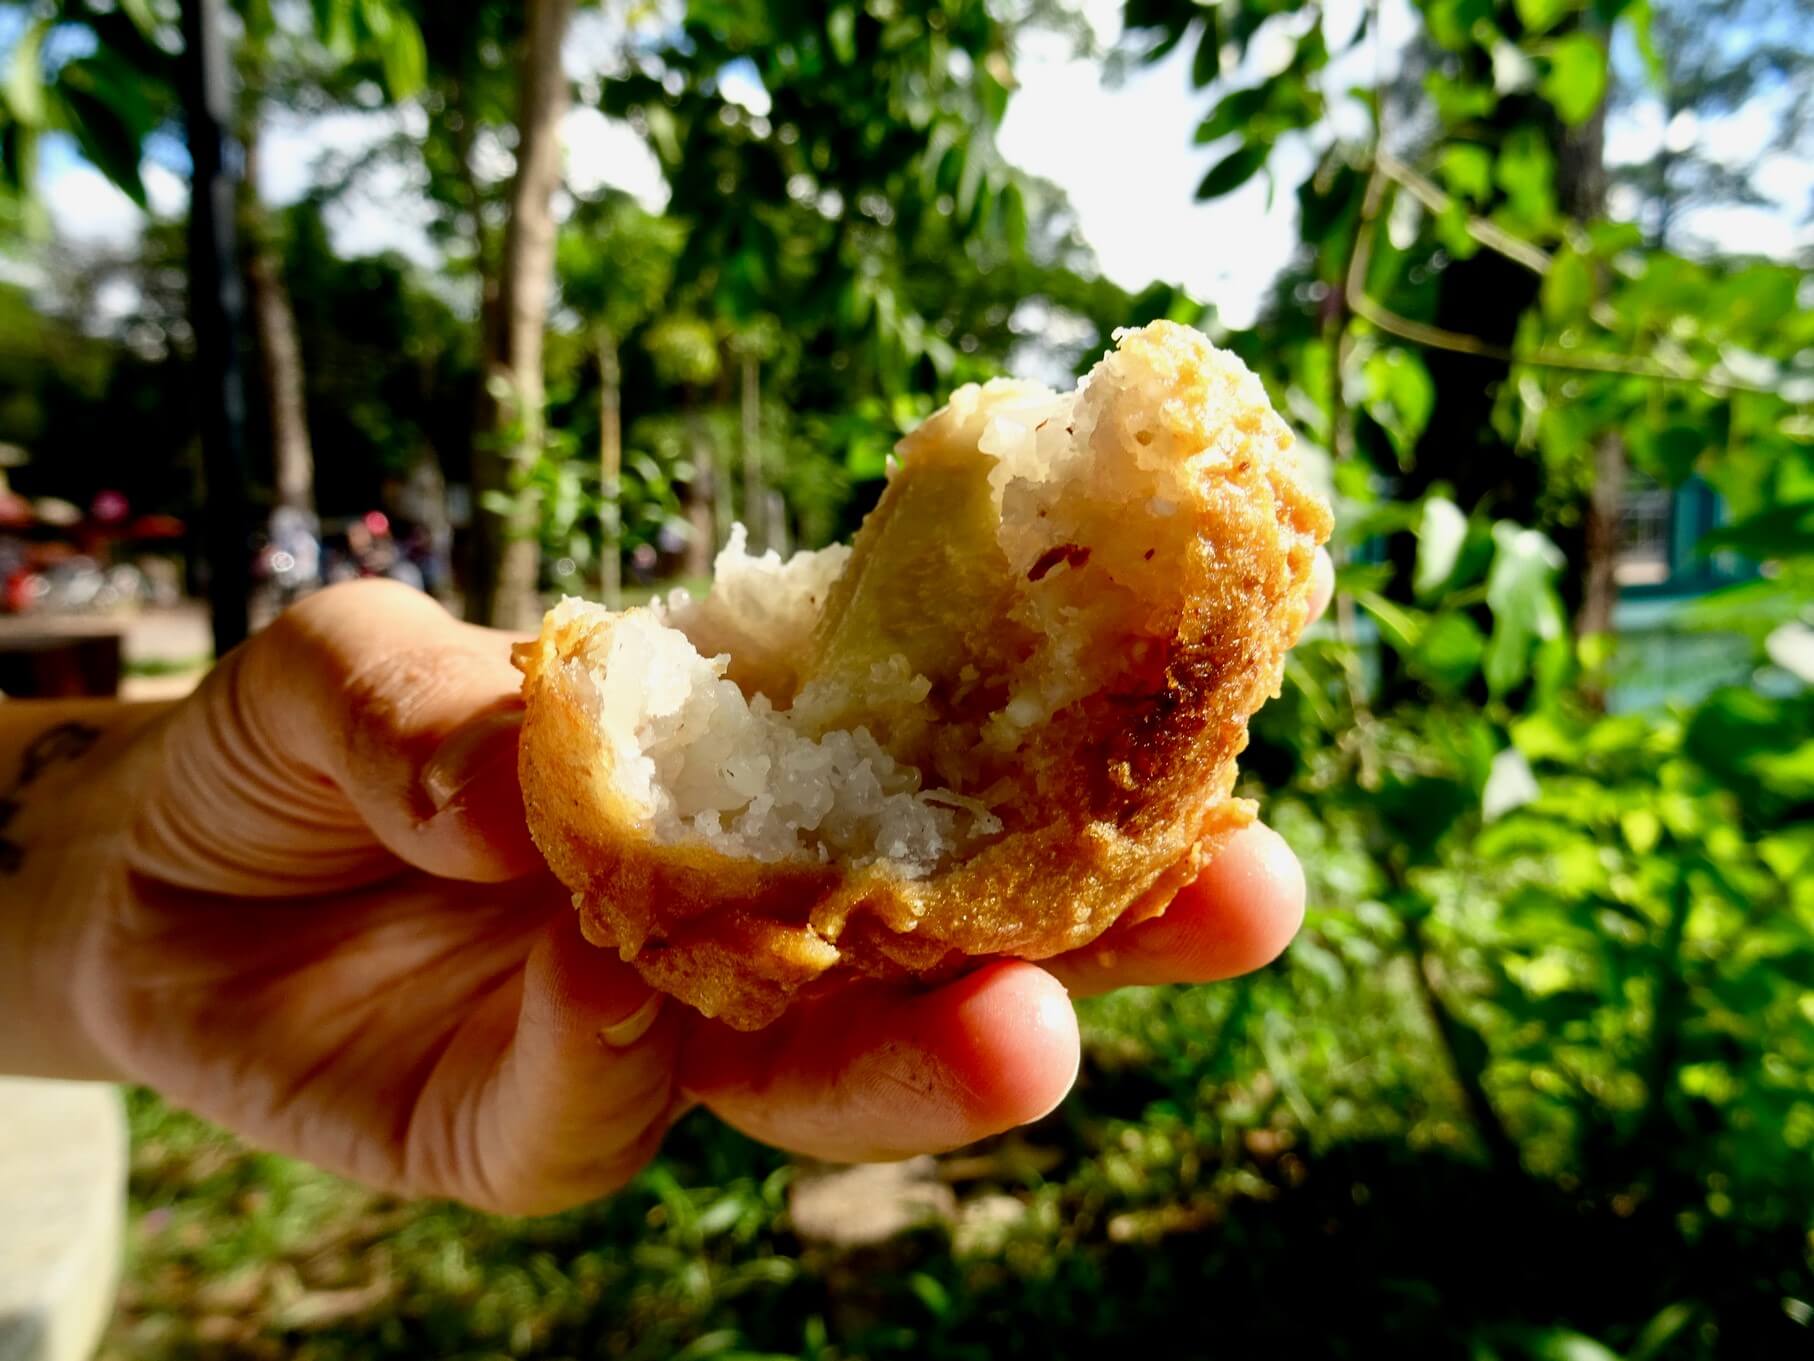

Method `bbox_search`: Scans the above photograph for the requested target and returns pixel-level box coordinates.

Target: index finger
[246,579,542,883]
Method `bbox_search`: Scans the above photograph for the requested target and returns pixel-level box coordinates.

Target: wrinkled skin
[12,569,1325,1215]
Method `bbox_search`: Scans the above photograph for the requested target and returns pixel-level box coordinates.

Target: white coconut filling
[584,608,999,876]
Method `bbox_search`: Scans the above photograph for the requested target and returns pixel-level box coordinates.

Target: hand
[30,559,1328,1215]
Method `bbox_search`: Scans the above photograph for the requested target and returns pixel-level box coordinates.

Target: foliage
[0,0,426,210]
[3,0,1812,1354]
[0,0,176,211]
[1608,0,1814,251]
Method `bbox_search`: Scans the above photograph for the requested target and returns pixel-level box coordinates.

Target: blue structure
[1608,475,1754,712]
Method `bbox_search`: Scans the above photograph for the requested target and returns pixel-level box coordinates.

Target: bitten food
[514,321,1333,1029]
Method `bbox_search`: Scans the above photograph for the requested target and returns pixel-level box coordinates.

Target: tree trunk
[740,351,764,553]
[766,490,789,558]
[709,372,735,557]
[472,0,573,629]
[682,404,715,579]
[596,330,622,607]
[1557,93,1624,665]
[1576,433,1626,639]
[240,121,315,515]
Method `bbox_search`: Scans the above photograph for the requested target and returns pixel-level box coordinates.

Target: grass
[121,654,213,678]
[100,961,1812,1360]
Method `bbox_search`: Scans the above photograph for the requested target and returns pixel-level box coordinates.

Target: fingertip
[1175,822,1306,972]
[1051,822,1307,995]
[1308,547,1335,623]
[913,961,1079,1129]
[410,710,543,883]
[685,962,1081,1162]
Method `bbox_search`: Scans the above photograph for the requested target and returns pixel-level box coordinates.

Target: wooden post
[597,332,622,607]
[179,0,252,652]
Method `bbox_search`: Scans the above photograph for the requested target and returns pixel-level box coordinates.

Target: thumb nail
[424,709,524,812]
[600,994,665,1049]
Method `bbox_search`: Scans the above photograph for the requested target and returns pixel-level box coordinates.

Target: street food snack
[515,321,1333,1029]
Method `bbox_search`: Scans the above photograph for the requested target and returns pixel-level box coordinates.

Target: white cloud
[1001,0,1419,330]
[468,127,519,187]
[564,105,669,209]
[1753,150,1814,212]
[1698,99,1777,164]
[1675,201,1811,258]
[999,32,1304,329]
[256,104,411,205]
[306,153,439,267]
[717,59,771,118]
[564,2,682,84]
[1605,98,1665,165]
[36,135,146,245]
[143,161,189,218]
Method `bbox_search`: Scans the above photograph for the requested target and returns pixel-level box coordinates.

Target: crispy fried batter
[515,322,1333,1028]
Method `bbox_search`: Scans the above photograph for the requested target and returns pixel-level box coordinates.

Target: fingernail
[600,994,664,1049]
[424,710,524,811]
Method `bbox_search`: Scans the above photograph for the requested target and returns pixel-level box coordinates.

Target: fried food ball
[514,321,1334,1029]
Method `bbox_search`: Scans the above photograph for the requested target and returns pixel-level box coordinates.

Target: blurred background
[1,0,1810,1357]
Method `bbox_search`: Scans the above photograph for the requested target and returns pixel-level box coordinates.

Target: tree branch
[1376,148,1553,275]
[1343,166,1785,397]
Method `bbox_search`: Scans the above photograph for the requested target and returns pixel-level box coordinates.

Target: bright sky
[26,3,1814,332]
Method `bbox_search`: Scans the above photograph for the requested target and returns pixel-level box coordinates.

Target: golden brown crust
[515,322,1333,1029]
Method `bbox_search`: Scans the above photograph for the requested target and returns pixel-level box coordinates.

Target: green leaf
[1354,589,1426,654]
[1541,34,1607,127]
[1426,70,1498,122]
[955,142,983,220]
[1628,1304,1697,1361]
[1481,746,1539,820]
[1426,0,1494,51]
[1622,0,1664,86]
[1687,689,1814,807]
[1515,0,1576,34]
[826,6,857,66]
[1495,127,1557,234]
[908,1272,952,1318]
[314,0,357,60]
[1541,247,1593,320]
[1,121,39,204]
[1519,1328,1626,1361]
[1620,808,1661,856]
[998,180,1028,254]
[1414,612,1487,693]
[1698,502,1814,559]
[1484,522,1566,696]
[1190,13,1222,88]
[1195,142,1268,201]
[977,67,1009,125]
[4,20,47,128]
[1627,422,1704,486]
[1415,496,1469,599]
[1362,347,1435,460]
[119,0,162,38]
[1439,144,1493,204]
[59,87,147,206]
[671,1331,738,1361]
[1377,775,1475,862]
[644,104,681,165]
[1194,86,1267,146]
[373,10,426,100]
